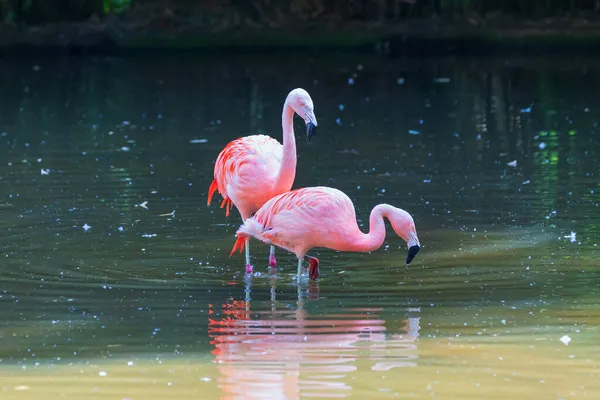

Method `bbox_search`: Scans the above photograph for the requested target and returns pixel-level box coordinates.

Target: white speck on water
[189,139,208,144]
[501,319,506,325]
[118,226,124,232]
[336,118,342,126]
[120,146,131,152]
[397,77,405,85]
[142,234,157,238]
[98,371,107,377]
[168,382,172,386]
[348,78,354,85]
[82,224,91,232]
[137,201,149,210]
[423,179,431,183]
[539,142,546,149]
[564,232,577,243]
[41,168,50,175]
[338,104,345,111]
[520,106,532,113]
[507,160,517,167]
[409,129,420,135]
[127,361,134,366]
[522,180,530,184]
[560,335,572,346]
[200,377,212,382]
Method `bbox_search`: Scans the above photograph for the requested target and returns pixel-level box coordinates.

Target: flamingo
[208,88,318,274]
[229,186,421,281]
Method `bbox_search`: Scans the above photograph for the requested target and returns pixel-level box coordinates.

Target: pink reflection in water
[208,279,420,399]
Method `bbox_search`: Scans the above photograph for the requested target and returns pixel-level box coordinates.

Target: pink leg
[245,238,253,274]
[268,245,277,268]
[307,255,320,280]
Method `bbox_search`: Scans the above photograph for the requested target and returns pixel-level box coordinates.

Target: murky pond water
[0,53,599,399]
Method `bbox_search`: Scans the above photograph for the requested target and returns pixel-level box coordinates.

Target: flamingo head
[386,206,421,266]
[287,88,318,143]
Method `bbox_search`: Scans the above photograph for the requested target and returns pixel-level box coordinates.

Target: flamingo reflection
[208,274,421,399]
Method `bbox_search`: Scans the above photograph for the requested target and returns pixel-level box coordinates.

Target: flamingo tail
[230,235,246,257]
[229,219,266,257]
[207,179,218,206]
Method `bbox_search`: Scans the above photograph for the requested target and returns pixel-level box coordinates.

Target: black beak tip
[306,122,317,143]
[406,245,420,265]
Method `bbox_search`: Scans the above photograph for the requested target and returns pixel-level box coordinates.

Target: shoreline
[2,17,600,56]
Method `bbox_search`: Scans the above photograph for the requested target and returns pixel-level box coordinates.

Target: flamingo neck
[350,205,391,253]
[274,99,297,193]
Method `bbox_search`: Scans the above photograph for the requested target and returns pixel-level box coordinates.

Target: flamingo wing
[208,135,283,216]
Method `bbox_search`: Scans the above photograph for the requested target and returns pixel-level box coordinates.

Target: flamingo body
[230,186,421,280]
[208,134,286,220]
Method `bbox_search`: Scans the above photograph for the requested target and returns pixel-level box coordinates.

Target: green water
[0,54,598,399]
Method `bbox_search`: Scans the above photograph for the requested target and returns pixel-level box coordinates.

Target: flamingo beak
[406,245,420,265]
[304,108,317,143]
[405,234,420,266]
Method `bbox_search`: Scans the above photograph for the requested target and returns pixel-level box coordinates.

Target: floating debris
[507,160,517,168]
[539,142,546,149]
[137,201,149,210]
[409,130,420,135]
[118,226,124,232]
[98,371,107,377]
[348,78,355,85]
[40,168,50,175]
[120,146,131,152]
[520,106,532,113]
[82,224,91,232]
[160,210,175,217]
[522,180,531,185]
[338,104,345,111]
[397,77,405,85]
[189,139,208,144]
[142,233,157,238]
[559,335,571,346]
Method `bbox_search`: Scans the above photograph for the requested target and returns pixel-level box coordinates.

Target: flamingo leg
[268,245,277,268]
[245,238,253,274]
[297,258,303,282]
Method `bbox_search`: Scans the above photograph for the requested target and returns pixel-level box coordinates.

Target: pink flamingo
[230,186,421,281]
[208,88,317,274]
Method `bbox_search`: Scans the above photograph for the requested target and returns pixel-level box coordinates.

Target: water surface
[0,54,599,399]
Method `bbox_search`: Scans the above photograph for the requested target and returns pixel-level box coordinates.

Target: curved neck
[274,99,297,192]
[350,205,392,252]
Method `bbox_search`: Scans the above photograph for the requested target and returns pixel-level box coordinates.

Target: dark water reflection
[0,54,599,398]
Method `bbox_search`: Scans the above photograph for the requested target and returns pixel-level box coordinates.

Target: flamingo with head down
[208,88,318,274]
[230,186,421,281]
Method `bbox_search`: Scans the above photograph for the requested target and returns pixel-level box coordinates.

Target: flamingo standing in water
[230,186,421,281]
[208,88,318,273]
